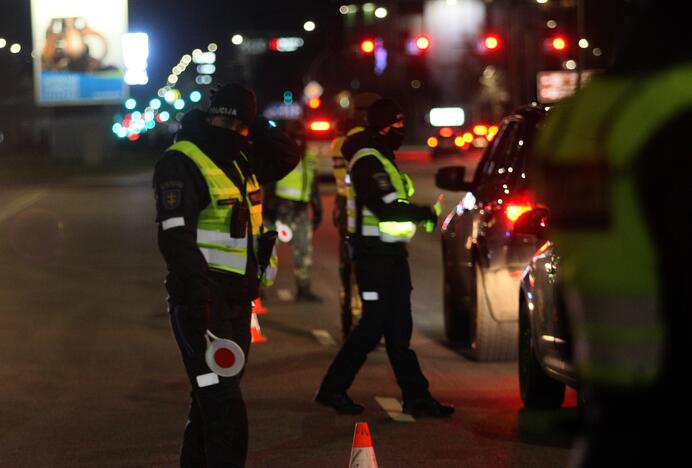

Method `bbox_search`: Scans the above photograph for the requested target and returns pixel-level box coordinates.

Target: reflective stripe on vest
[346,147,416,243]
[275,150,317,202]
[167,140,263,275]
[534,63,692,387]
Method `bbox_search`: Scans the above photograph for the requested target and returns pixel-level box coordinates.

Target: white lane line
[311,329,337,347]
[0,190,47,224]
[276,288,293,302]
[375,397,415,422]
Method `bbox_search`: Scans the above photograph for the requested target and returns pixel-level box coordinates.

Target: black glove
[257,230,278,272]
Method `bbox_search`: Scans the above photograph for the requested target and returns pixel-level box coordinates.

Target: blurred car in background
[434,103,548,361]
[265,116,336,178]
[427,123,499,157]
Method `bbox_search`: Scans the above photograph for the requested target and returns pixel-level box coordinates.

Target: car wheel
[469,264,518,361]
[518,295,565,408]
[443,272,467,342]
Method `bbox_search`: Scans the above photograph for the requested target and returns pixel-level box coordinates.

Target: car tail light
[462,132,473,143]
[505,203,533,223]
[427,136,439,148]
[487,125,499,142]
[309,120,331,132]
[439,127,454,138]
[454,136,465,147]
[473,124,488,136]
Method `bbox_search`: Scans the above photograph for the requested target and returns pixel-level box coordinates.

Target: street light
[231,34,244,45]
[374,7,388,19]
[304,21,316,32]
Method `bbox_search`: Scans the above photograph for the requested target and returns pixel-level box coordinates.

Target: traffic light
[414,35,430,51]
[360,38,376,54]
[548,35,568,52]
[405,34,431,55]
[481,33,501,52]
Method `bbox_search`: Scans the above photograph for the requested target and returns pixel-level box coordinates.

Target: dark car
[516,215,578,408]
[435,103,548,361]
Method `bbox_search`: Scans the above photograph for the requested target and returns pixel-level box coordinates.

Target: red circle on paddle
[214,348,236,368]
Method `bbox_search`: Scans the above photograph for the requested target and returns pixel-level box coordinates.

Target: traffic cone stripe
[252,298,268,314]
[349,422,378,468]
[250,312,268,343]
[352,422,372,449]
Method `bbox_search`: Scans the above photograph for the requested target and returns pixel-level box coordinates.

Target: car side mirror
[435,166,473,192]
[513,207,550,239]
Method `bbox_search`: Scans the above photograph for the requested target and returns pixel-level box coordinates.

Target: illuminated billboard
[30,0,128,105]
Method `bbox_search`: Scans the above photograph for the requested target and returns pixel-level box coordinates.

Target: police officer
[153,83,299,467]
[330,92,381,338]
[315,98,454,417]
[532,3,692,464]
[263,119,323,301]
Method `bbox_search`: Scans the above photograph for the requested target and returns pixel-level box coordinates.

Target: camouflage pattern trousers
[268,203,313,289]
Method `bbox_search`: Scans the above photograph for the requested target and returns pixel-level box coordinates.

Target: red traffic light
[483,34,501,51]
[480,33,502,52]
[415,35,430,51]
[360,38,376,54]
[550,35,568,51]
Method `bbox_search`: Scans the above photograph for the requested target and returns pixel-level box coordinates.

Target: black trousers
[169,277,252,468]
[320,255,431,403]
[335,195,354,337]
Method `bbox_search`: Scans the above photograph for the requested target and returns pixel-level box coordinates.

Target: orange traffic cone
[349,422,378,468]
[252,297,268,315]
[250,312,268,343]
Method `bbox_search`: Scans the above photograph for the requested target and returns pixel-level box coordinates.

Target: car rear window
[474,114,543,191]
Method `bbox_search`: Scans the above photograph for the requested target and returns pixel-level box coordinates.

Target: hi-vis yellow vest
[331,126,365,197]
[347,148,416,243]
[275,149,317,202]
[166,141,263,276]
[533,63,692,387]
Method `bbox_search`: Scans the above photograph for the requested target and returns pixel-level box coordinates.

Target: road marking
[375,397,415,422]
[0,190,46,224]
[277,288,293,301]
[311,329,337,347]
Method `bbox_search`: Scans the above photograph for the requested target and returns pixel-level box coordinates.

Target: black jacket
[342,128,434,258]
[153,110,300,315]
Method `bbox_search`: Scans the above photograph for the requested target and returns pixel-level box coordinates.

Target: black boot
[315,389,364,414]
[402,397,455,418]
[296,284,323,302]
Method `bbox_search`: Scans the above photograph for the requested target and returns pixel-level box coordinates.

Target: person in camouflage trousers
[263,120,323,301]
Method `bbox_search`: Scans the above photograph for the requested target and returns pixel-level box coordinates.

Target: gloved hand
[424,195,443,233]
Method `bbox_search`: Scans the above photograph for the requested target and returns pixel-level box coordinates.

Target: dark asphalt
[0,150,578,467]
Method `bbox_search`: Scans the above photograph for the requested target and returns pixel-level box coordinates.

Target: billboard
[537,70,597,104]
[30,0,128,105]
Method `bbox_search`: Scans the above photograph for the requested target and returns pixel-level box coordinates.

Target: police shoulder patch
[372,172,392,191]
[162,188,182,210]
